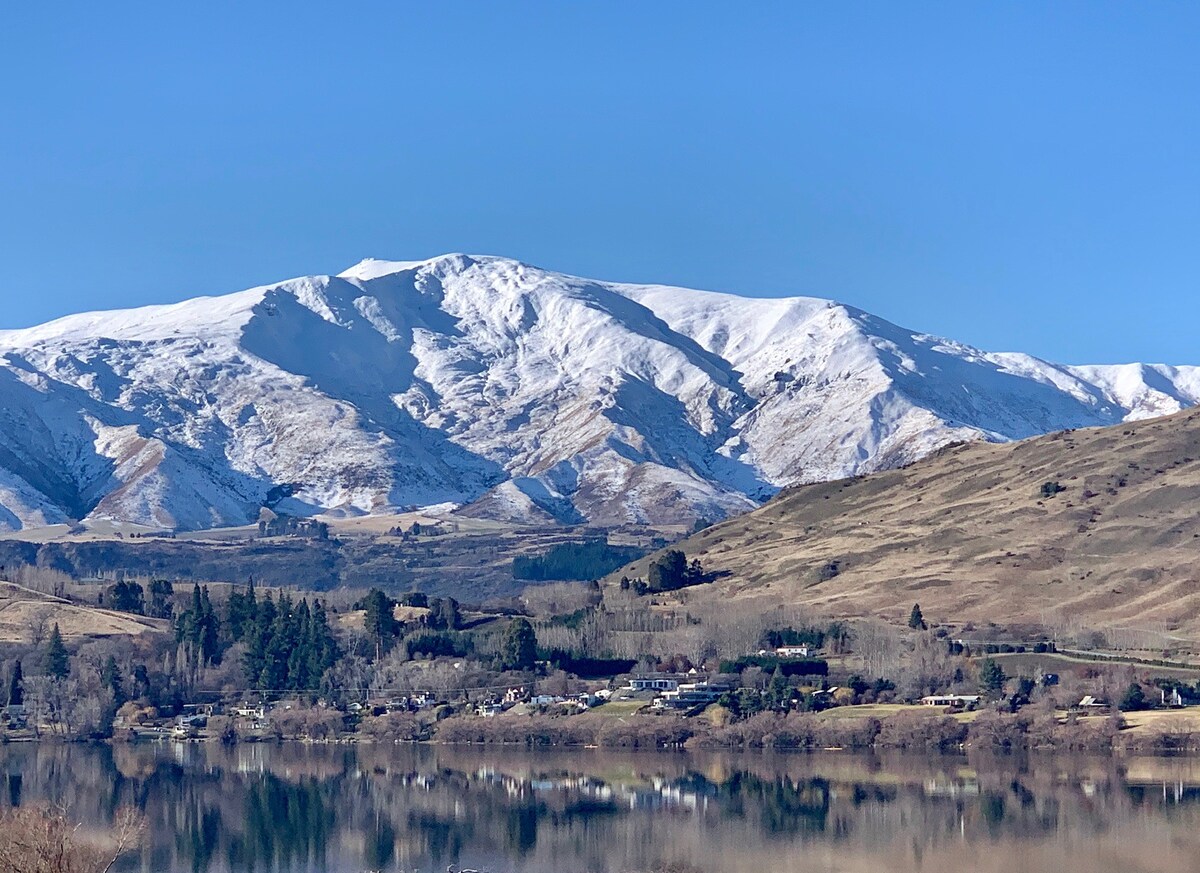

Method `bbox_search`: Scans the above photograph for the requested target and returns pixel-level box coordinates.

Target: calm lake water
[3,742,1200,872]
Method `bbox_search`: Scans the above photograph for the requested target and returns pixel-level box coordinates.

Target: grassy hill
[0,581,169,643]
[611,407,1200,641]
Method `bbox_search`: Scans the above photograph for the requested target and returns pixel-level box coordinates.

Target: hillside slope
[616,408,1200,639]
[0,253,1196,531]
[0,581,167,643]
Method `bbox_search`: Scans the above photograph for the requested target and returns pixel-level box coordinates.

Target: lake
[3,742,1200,872]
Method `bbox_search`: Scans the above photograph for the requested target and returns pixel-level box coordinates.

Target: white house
[919,694,981,709]
[628,677,679,692]
[1163,687,1185,708]
[657,681,732,710]
[776,645,811,658]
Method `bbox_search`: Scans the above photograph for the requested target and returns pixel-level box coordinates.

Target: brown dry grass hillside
[613,407,1200,640]
[0,581,167,644]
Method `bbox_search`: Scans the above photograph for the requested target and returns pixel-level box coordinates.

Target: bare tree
[28,607,52,648]
[0,803,144,873]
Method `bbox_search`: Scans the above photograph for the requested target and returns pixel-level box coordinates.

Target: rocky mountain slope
[616,407,1200,639]
[0,253,1196,531]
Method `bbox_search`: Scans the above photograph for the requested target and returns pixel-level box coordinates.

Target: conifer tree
[287,600,312,690]
[243,594,276,686]
[45,624,69,681]
[6,660,22,707]
[308,600,338,681]
[978,658,1006,697]
[908,603,926,630]
[259,595,293,691]
[500,618,538,671]
[428,597,461,632]
[199,587,221,666]
[101,655,125,708]
[363,589,398,660]
[147,579,174,619]
[176,584,222,675]
[225,580,258,643]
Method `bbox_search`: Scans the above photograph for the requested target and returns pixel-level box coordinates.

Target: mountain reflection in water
[3,743,1200,872]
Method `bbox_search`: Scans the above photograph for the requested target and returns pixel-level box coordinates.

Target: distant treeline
[719,655,830,677]
[513,540,644,582]
[541,650,638,679]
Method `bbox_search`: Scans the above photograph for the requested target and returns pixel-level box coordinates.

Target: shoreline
[10,704,1200,757]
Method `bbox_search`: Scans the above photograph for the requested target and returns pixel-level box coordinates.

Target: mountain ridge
[0,252,1195,531]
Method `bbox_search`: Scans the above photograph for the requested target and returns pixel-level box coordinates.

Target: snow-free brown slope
[617,407,1200,639]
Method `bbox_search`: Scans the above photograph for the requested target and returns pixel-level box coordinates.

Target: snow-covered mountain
[0,253,1195,532]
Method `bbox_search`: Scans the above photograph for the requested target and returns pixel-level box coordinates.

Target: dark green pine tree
[428,597,461,632]
[243,594,276,686]
[147,579,174,619]
[287,600,313,690]
[908,603,926,630]
[176,585,202,670]
[768,666,790,709]
[225,580,258,644]
[6,660,23,706]
[500,618,538,671]
[363,589,398,660]
[45,624,69,681]
[308,600,338,681]
[199,587,221,667]
[978,658,1006,697]
[101,655,126,708]
[258,594,293,690]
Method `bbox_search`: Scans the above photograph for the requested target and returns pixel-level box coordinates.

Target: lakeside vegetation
[5,545,1200,760]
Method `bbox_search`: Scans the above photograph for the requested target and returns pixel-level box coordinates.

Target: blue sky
[1,3,1197,364]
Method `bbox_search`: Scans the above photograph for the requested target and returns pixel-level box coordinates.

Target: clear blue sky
[2,3,1197,364]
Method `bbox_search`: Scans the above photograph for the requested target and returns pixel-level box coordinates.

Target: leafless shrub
[694,712,882,751]
[0,803,145,873]
[596,718,692,749]
[358,712,426,742]
[269,706,344,741]
[875,713,967,750]
[435,714,598,747]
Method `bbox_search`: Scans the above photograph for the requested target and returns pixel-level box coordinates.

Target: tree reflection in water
[4,744,1200,872]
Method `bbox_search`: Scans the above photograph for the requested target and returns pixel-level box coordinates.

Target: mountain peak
[0,256,1193,533]
[337,252,499,283]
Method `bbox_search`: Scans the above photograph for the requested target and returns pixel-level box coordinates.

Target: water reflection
[3,743,1200,872]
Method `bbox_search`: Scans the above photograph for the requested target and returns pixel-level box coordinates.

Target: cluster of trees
[1040,481,1067,498]
[101,579,174,618]
[257,515,330,539]
[618,550,706,595]
[175,586,221,676]
[173,582,341,692]
[513,540,643,582]
[720,670,810,717]
[235,591,339,691]
[360,589,461,660]
[761,626,826,649]
[500,618,538,671]
[719,655,829,677]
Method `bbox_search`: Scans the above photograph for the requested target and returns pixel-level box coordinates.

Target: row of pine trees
[175,583,339,691]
